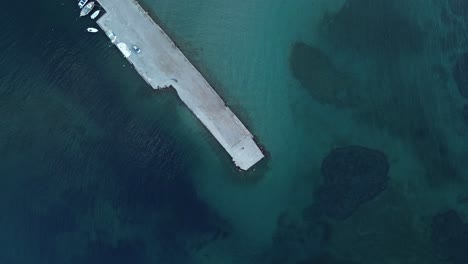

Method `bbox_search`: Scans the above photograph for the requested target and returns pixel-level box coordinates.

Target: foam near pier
[95,0,264,170]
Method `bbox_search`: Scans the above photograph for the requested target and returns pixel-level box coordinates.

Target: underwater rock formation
[271,211,329,264]
[77,239,147,264]
[448,0,468,17]
[315,146,390,220]
[289,42,356,107]
[453,53,468,98]
[431,210,468,264]
[463,104,468,124]
[298,253,360,264]
[321,0,424,57]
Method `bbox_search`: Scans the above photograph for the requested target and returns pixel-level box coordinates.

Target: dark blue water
[2,0,468,263]
[0,1,228,263]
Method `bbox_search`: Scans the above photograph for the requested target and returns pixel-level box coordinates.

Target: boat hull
[90,10,100,19]
[80,2,95,17]
[78,0,88,9]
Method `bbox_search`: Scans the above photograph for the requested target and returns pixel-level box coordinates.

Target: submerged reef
[448,0,468,17]
[289,42,356,107]
[298,253,360,264]
[463,104,468,124]
[453,53,468,98]
[431,210,468,264]
[74,239,147,264]
[291,0,456,186]
[270,211,329,264]
[315,146,390,220]
[320,0,424,57]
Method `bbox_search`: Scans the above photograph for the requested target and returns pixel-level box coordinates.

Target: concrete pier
[95,0,264,170]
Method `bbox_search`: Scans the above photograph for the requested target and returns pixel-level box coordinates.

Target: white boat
[80,2,95,17]
[105,30,117,43]
[90,10,100,20]
[117,43,132,58]
[87,27,99,33]
[78,0,88,9]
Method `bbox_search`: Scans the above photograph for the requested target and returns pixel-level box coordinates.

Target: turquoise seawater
[1,0,468,263]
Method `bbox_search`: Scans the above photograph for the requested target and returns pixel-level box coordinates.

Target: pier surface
[96,0,264,170]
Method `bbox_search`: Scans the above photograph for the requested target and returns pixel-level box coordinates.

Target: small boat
[90,10,100,20]
[117,43,132,58]
[78,0,88,9]
[80,2,95,17]
[87,27,99,33]
[105,30,117,43]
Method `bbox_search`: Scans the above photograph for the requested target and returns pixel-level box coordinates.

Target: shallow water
[1,0,468,263]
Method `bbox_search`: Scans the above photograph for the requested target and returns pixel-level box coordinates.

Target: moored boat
[105,30,117,43]
[80,2,95,17]
[90,10,100,20]
[78,0,88,9]
[87,27,99,33]
[117,43,132,58]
